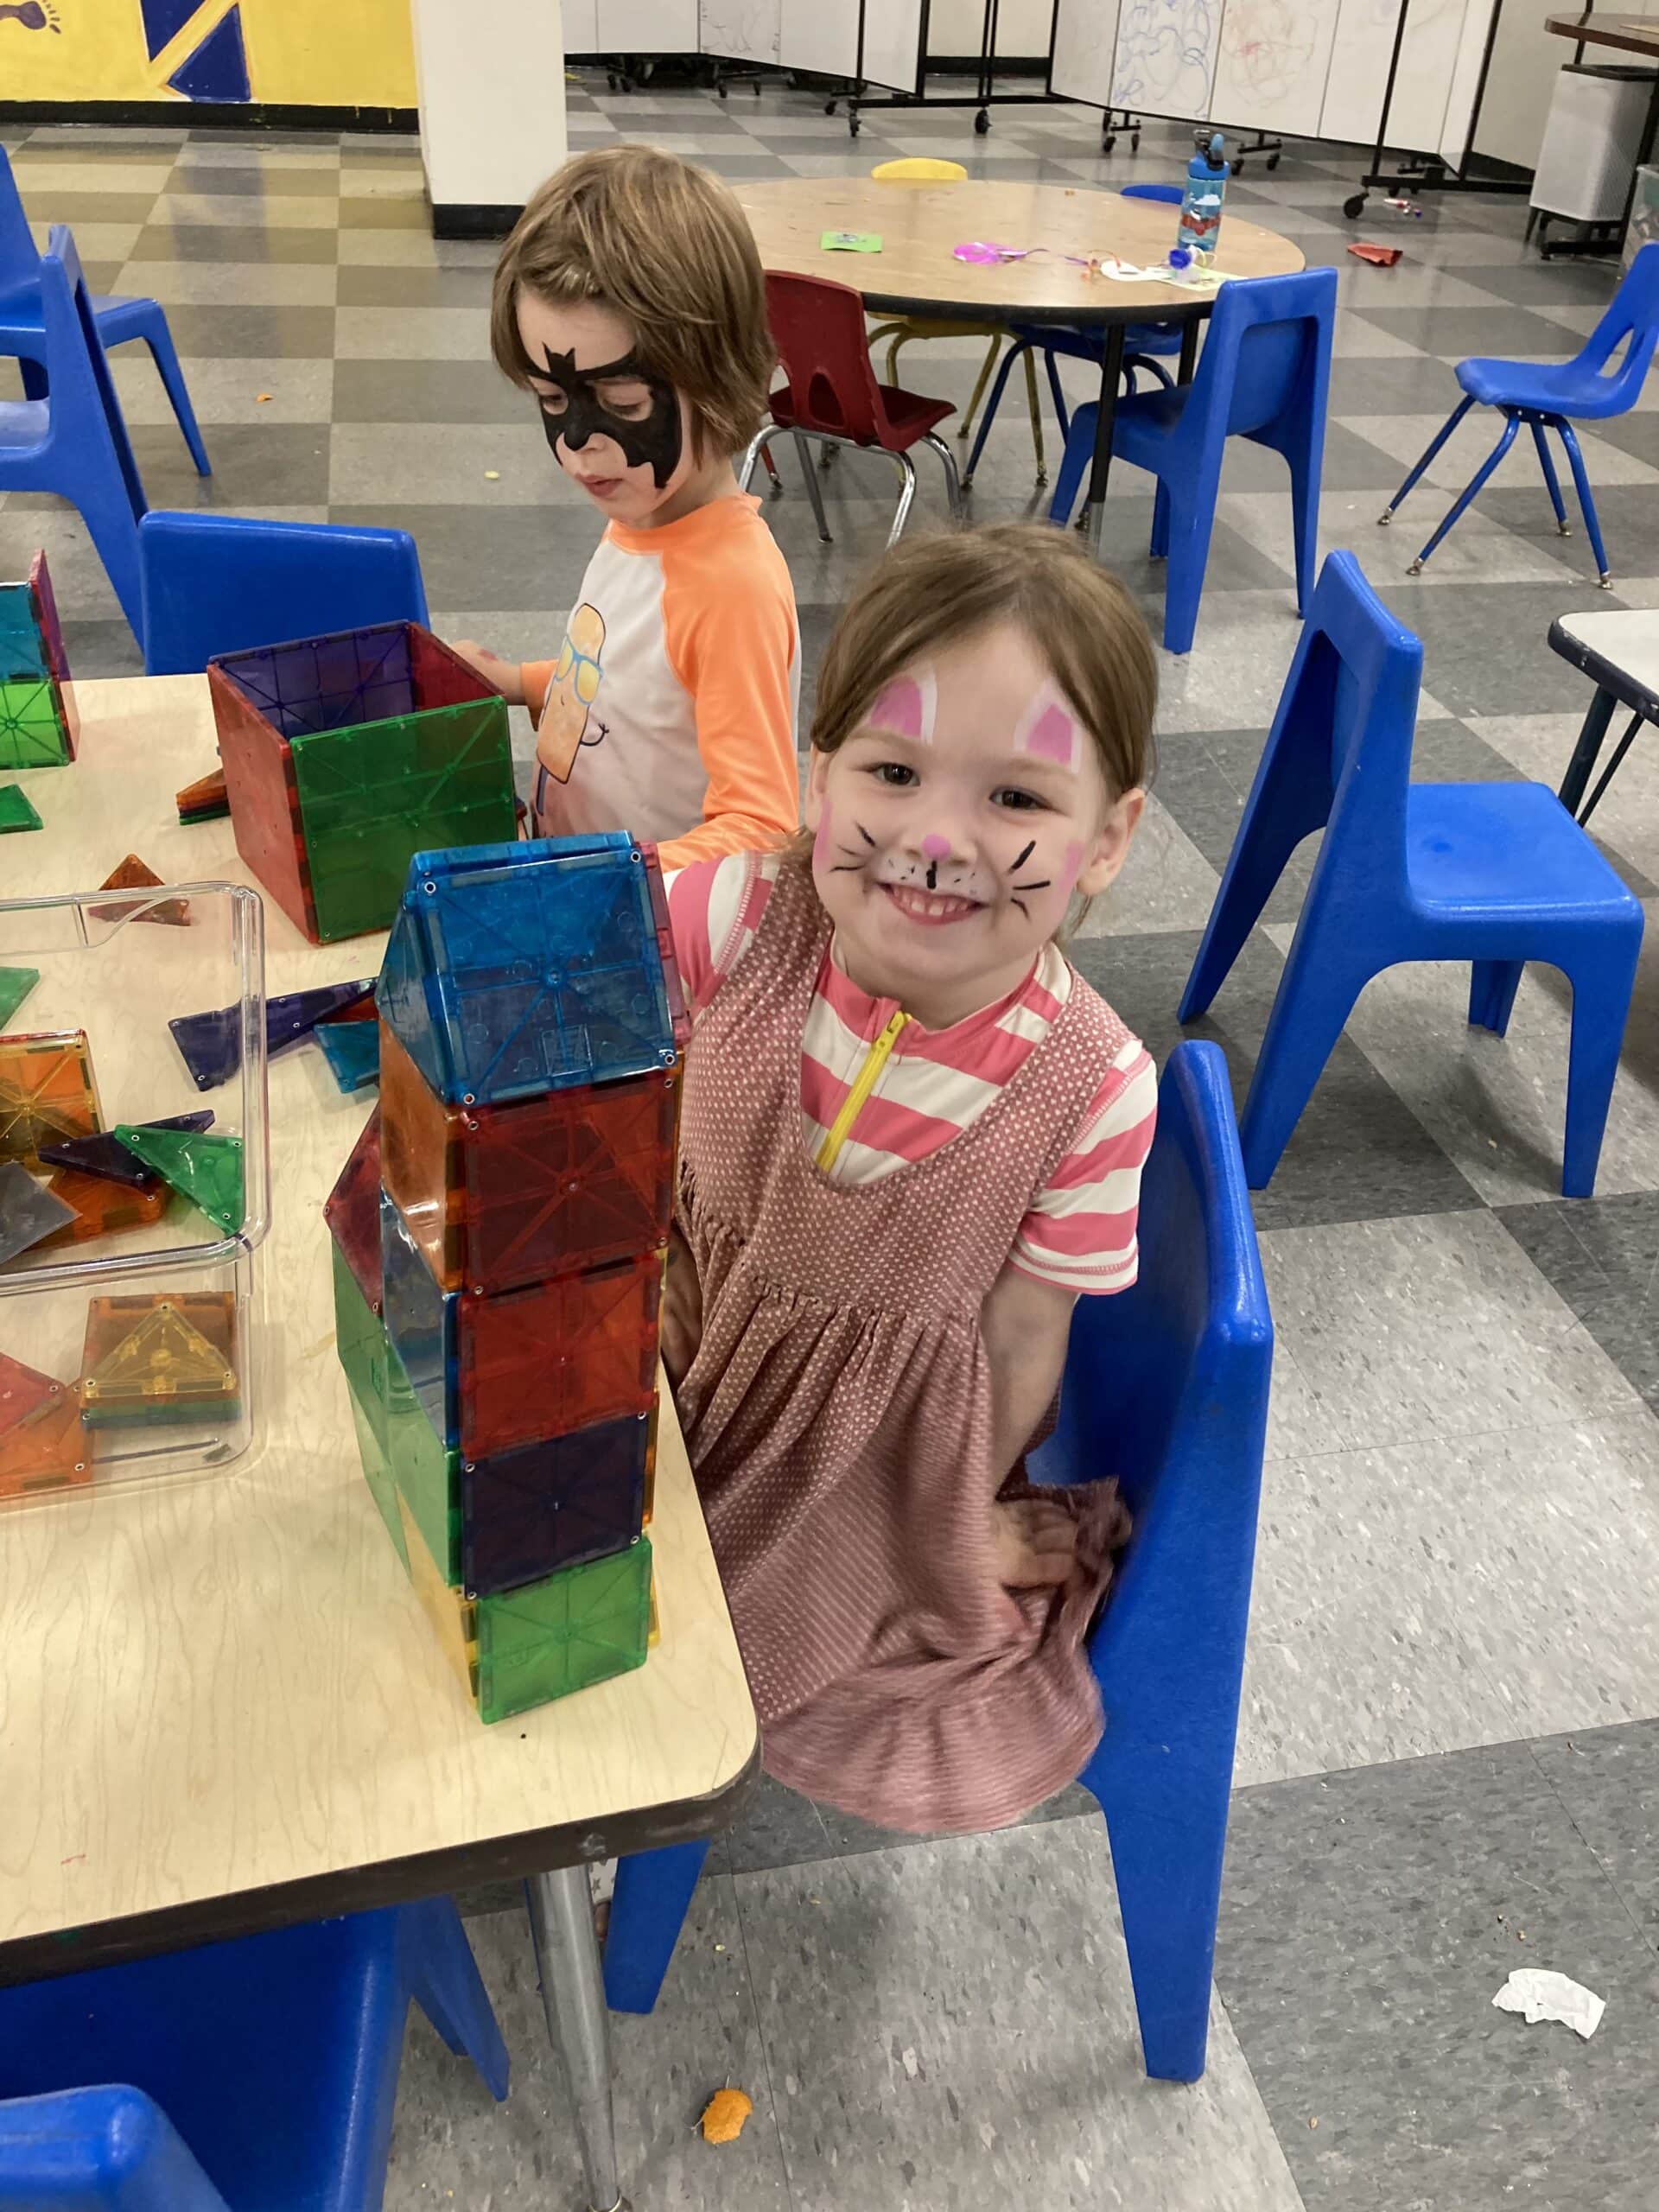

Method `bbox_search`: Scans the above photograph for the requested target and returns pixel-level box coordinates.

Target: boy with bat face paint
[452,147,800,870]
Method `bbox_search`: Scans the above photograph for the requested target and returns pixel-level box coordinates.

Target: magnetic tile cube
[380,1191,660,1461]
[378,1018,678,1296]
[79,1291,240,1428]
[0,1031,101,1168]
[332,1238,459,1581]
[461,1405,652,1598]
[209,622,517,945]
[0,552,77,771]
[323,1108,384,1315]
[378,834,687,1109]
[0,1383,89,1498]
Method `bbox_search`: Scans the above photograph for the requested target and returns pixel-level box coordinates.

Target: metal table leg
[1558,686,1618,817]
[528,1866,625,2212]
[1178,320,1199,385]
[1084,322,1127,556]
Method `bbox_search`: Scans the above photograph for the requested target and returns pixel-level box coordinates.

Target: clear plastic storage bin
[0,882,270,1504]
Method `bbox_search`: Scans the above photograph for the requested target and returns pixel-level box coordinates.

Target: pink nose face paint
[921,833,950,861]
[868,667,937,744]
[1013,688,1083,773]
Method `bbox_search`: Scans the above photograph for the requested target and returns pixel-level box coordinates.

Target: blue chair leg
[1047,401,1096,527]
[401,1897,512,2099]
[1150,479,1170,559]
[1379,392,1476,523]
[603,1840,710,2015]
[19,355,47,400]
[1285,433,1320,616]
[1409,410,1522,575]
[1561,925,1643,1198]
[1041,344,1071,442]
[1180,740,1332,1022]
[1469,959,1524,1037]
[1237,931,1372,1186]
[1528,416,1569,537]
[139,319,211,476]
[964,339,1030,486]
[1555,417,1613,585]
[1161,491,1218,655]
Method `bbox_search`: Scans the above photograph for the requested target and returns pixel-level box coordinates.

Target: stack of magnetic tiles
[326,832,689,1724]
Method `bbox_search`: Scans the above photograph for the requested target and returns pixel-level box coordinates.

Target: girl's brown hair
[810,522,1157,800]
[491,146,774,464]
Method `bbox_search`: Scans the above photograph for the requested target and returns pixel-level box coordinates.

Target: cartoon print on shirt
[539,602,608,781]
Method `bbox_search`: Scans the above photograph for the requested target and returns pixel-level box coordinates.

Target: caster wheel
[1103,132,1116,152]
[849,113,861,137]
[607,72,618,89]
[1267,150,1281,170]
[1234,159,1247,177]
[1131,129,1141,149]
[974,107,990,135]
[753,79,761,94]
[1343,193,1366,219]
[824,97,837,113]
[717,81,728,96]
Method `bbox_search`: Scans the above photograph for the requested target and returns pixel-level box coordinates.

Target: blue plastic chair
[1378,241,1659,586]
[0,148,209,476]
[603,1039,1274,2086]
[140,512,430,674]
[0,1899,508,2210]
[962,184,1185,489]
[0,226,147,635]
[1050,266,1336,655]
[1180,551,1644,1199]
[0,2087,231,2210]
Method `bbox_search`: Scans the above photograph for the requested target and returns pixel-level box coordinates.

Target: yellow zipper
[815,1009,912,1173]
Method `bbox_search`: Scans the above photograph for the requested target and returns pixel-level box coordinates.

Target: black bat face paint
[536,345,683,488]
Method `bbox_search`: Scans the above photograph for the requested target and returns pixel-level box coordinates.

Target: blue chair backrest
[140,512,429,674]
[35,226,146,520]
[1031,1039,1272,1524]
[1121,181,1184,205]
[0,149,39,300]
[1172,265,1335,454]
[0,2085,230,2210]
[1573,239,1659,400]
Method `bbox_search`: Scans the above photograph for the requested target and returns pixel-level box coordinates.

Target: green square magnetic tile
[0,969,40,1027]
[474,1537,652,1721]
[348,1385,410,1569]
[81,1391,243,1430]
[289,696,516,943]
[332,1238,385,1427]
[0,681,69,770]
[0,785,41,833]
[332,1241,460,1580]
[0,584,46,682]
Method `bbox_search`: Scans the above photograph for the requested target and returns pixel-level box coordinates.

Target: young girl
[662,522,1159,1834]
[453,146,800,871]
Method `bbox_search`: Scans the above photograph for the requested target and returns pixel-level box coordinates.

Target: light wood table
[0,676,758,2212]
[734,177,1306,547]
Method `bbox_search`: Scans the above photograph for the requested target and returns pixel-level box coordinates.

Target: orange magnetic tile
[176,765,228,815]
[0,1384,90,1498]
[36,1166,170,1248]
[0,1349,64,1439]
[91,855,191,928]
[0,1030,102,1168]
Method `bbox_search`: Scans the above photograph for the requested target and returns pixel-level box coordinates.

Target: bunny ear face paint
[867,667,938,744]
[1012,686,1084,774]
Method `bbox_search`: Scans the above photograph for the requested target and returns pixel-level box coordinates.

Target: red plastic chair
[742,270,963,548]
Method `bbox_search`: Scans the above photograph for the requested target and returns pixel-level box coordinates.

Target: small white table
[1548,607,1659,821]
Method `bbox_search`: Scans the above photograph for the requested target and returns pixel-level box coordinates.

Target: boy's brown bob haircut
[810,522,1158,805]
[491,145,774,465]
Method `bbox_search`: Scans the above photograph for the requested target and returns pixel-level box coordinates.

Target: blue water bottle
[1178,132,1230,264]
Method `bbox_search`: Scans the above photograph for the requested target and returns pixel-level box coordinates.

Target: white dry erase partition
[565,0,929,93]
[1049,0,1502,164]
[409,0,569,232]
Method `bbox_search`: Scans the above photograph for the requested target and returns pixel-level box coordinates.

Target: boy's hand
[660,1225,703,1391]
[450,639,525,705]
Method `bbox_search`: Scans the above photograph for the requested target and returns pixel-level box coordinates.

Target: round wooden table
[734,177,1307,546]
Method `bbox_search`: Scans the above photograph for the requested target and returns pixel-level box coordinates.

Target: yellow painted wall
[0,0,417,107]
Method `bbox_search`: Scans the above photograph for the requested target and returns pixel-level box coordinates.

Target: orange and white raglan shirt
[522,493,801,872]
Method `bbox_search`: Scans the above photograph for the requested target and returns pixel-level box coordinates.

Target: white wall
[410,0,569,211]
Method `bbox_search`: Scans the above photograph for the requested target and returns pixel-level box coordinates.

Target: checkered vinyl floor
[4,77,1659,2212]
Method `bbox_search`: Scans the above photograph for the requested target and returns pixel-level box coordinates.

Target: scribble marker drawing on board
[1113,0,1219,117]
[1219,0,1319,110]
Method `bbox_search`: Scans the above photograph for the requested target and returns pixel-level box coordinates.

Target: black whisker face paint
[856,823,875,847]
[537,345,683,488]
[1011,839,1036,874]
[1012,878,1052,893]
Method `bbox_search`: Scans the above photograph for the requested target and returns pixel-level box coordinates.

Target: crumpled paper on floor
[1492,1968,1605,2040]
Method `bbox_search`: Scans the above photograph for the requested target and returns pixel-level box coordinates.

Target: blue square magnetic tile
[379,1185,454,1446]
[317,1019,379,1093]
[0,584,46,683]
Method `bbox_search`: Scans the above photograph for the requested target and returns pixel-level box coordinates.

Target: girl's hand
[450,639,526,706]
[989,1497,1078,1590]
[659,1226,703,1390]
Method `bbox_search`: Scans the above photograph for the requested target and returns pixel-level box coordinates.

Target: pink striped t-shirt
[666,850,1157,1296]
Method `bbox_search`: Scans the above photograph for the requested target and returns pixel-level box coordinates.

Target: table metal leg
[1178,321,1199,385]
[1084,322,1127,556]
[1558,687,1618,818]
[528,1866,625,2212]
[1581,709,1645,824]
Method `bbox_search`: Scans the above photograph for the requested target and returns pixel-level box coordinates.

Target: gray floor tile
[333,357,527,423]
[127,421,332,509]
[1487,483,1659,582]
[1531,1717,1659,1950]
[336,304,489,359]
[338,194,433,230]
[127,221,340,264]
[1217,1738,1659,2210]
[337,260,492,309]
[385,1891,792,2210]
[1374,580,1636,716]
[331,500,595,610]
[738,1821,1306,2212]
[108,351,334,429]
[162,164,341,197]
[1458,258,1622,310]
[1344,303,1586,359]
[117,257,337,306]
[328,419,564,506]
[1497,1188,1659,1413]
[159,302,337,358]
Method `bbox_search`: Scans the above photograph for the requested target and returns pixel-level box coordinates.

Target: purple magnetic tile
[37,1111,215,1190]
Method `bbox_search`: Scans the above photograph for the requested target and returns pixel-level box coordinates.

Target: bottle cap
[1168,245,1192,269]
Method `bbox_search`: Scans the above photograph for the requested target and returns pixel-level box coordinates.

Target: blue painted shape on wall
[138,0,202,61]
[167,5,251,99]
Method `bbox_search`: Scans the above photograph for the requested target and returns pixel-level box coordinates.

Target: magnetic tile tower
[326,834,689,1724]
[0,552,77,771]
